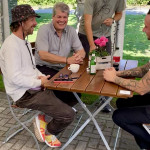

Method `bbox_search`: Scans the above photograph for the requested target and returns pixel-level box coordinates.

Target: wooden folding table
[44,59,138,150]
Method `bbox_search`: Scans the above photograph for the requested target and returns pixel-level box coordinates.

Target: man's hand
[90,44,96,52]
[67,49,85,64]
[73,50,85,63]
[67,55,83,64]
[74,53,84,63]
[75,49,85,59]
[103,67,117,82]
[103,18,114,26]
[39,75,50,86]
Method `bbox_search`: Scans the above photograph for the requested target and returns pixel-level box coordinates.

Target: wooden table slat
[56,62,87,91]
[86,70,105,95]
[101,82,119,97]
[71,71,95,93]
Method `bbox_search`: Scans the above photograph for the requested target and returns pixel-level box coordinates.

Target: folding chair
[0,69,43,150]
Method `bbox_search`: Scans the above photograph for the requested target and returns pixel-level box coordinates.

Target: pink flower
[94,36,108,47]
[94,38,101,45]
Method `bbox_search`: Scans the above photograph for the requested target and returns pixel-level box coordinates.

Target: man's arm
[114,71,150,95]
[38,51,67,64]
[38,51,83,64]
[84,14,96,52]
[117,62,150,78]
[103,66,150,95]
[113,12,123,22]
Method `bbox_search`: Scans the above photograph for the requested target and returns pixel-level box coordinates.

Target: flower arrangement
[92,36,109,57]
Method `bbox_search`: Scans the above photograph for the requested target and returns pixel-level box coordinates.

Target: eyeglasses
[54,73,80,81]
[59,74,69,79]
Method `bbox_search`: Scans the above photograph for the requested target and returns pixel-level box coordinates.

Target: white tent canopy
[0,0,10,47]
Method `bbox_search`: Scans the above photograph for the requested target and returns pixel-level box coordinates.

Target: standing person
[78,0,126,57]
[0,4,76,148]
[103,10,150,149]
[78,0,125,112]
[35,2,85,106]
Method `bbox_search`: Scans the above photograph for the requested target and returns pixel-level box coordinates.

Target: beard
[24,25,35,36]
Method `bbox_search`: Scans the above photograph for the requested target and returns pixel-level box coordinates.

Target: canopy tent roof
[0,0,17,47]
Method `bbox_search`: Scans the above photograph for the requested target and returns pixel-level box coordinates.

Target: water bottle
[90,53,96,75]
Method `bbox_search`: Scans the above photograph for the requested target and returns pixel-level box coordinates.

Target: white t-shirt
[0,34,43,102]
[79,0,126,37]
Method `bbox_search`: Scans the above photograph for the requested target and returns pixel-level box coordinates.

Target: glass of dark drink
[113,62,119,71]
[113,56,120,71]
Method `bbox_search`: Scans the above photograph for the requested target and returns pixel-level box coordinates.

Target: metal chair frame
[2,90,41,150]
[0,69,42,150]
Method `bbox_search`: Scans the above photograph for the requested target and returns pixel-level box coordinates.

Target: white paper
[143,124,150,134]
[120,90,131,95]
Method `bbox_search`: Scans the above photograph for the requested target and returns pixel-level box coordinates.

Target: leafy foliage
[18,0,150,6]
[89,50,109,57]
[127,0,149,5]
[17,0,76,6]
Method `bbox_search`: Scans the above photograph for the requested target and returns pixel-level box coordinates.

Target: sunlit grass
[123,14,150,66]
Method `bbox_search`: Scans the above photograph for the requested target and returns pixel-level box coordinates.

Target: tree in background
[127,0,149,5]
[17,0,76,6]
[18,0,150,6]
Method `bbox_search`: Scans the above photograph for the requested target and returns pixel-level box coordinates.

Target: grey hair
[52,2,70,17]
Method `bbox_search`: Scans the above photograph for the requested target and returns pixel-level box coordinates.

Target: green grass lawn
[124,15,150,66]
[0,14,149,104]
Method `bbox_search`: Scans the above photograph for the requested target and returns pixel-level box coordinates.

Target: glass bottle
[90,53,96,75]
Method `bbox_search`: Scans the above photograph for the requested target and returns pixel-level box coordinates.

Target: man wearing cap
[0,4,76,148]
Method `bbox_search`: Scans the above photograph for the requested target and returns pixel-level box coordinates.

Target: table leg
[60,93,112,150]
[60,118,91,150]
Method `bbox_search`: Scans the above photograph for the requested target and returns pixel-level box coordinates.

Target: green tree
[127,0,149,5]
[17,0,76,6]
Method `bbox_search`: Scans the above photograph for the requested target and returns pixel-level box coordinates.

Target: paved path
[0,92,140,150]
[126,7,149,15]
